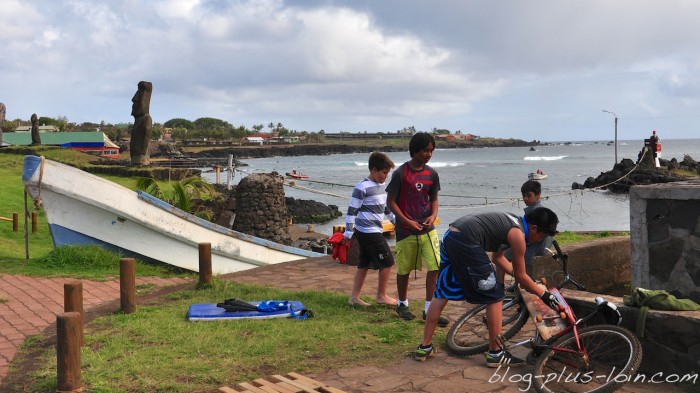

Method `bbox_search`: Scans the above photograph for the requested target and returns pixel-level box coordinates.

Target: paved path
[0,257,686,392]
[0,274,192,383]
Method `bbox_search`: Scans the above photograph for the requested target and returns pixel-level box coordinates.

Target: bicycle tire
[445,295,529,356]
[533,325,642,393]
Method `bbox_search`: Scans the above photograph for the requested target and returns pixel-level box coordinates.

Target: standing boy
[386,132,447,327]
[415,207,561,366]
[342,152,398,307]
[505,180,553,274]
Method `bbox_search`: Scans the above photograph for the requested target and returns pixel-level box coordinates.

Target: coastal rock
[572,157,691,193]
[285,197,342,224]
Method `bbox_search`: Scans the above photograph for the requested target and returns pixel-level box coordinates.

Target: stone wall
[630,180,700,303]
[232,173,291,245]
[530,237,631,294]
[564,289,700,376]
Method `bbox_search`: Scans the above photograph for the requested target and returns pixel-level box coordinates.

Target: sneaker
[485,351,526,368]
[414,344,435,361]
[422,311,449,328]
[396,304,415,320]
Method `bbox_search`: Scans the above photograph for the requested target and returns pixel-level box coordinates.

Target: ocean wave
[429,162,466,168]
[523,156,567,161]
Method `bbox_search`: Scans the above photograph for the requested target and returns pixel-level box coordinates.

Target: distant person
[415,208,561,366]
[342,151,398,307]
[386,132,448,327]
[504,180,553,276]
[650,130,661,167]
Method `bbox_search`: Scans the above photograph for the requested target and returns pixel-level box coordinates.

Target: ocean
[200,138,700,238]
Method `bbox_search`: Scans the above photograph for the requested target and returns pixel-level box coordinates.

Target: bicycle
[445,239,642,393]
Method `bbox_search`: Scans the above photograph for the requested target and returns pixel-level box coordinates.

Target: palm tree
[137,177,216,220]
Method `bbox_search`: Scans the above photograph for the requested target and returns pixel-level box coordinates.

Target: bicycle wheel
[533,325,642,393]
[445,295,529,356]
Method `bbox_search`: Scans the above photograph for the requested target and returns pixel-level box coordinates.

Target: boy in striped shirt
[342,152,398,307]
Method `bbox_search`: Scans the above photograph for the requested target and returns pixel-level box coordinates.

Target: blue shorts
[434,229,504,304]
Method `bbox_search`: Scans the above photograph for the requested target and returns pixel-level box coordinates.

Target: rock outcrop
[572,156,696,193]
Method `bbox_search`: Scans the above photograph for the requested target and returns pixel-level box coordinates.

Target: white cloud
[1,0,700,139]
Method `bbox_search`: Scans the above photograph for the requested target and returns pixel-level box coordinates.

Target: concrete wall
[630,180,700,304]
[530,236,631,294]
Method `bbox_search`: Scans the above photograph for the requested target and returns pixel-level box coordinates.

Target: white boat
[22,156,324,275]
[528,172,548,180]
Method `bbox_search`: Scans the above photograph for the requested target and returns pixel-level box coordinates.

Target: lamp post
[602,109,618,164]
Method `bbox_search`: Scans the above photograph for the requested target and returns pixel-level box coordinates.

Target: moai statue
[0,102,5,145]
[129,81,153,166]
[30,113,41,145]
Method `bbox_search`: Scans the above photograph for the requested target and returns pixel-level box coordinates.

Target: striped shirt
[344,177,395,238]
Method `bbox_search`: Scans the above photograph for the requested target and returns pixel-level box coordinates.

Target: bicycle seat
[595,297,622,325]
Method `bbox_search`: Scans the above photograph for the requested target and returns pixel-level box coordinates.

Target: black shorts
[354,231,395,270]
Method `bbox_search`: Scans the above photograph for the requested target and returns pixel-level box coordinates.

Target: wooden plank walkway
[219,372,346,393]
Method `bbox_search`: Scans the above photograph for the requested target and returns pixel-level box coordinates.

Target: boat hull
[22,156,323,274]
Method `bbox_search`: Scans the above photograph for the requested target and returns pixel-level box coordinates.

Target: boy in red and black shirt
[386,132,447,327]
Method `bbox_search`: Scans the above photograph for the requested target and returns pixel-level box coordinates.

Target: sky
[2,0,700,141]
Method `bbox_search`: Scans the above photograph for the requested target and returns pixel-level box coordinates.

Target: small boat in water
[528,172,548,180]
[22,156,323,275]
[286,170,309,180]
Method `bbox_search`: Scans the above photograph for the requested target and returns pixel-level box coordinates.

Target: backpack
[623,288,700,338]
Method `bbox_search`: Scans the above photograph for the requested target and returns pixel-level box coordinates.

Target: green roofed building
[1,131,120,159]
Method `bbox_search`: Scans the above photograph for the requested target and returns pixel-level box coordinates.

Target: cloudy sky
[2,0,700,141]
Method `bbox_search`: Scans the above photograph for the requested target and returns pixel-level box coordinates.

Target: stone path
[0,274,192,383]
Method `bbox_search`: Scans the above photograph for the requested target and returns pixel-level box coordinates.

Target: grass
[15,280,433,393]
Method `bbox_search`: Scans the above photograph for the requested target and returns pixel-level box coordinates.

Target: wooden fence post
[56,312,82,392]
[120,258,136,314]
[198,243,212,286]
[64,282,84,347]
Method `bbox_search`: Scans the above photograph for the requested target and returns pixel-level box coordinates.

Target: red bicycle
[446,240,642,393]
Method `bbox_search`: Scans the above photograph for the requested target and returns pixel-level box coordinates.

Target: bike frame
[501,287,608,367]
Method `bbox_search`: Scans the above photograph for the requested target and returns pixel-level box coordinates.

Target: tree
[136,177,215,220]
[164,118,194,130]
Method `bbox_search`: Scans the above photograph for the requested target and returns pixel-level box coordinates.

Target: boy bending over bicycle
[415,207,561,367]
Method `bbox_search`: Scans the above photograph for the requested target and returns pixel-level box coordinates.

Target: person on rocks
[342,151,398,307]
[386,132,448,327]
[414,208,561,367]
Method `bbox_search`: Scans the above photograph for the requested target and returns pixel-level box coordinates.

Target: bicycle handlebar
[552,239,564,258]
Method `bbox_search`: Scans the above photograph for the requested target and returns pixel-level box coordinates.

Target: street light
[602,109,618,164]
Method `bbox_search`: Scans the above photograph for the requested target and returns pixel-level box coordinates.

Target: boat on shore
[22,156,323,275]
[528,172,548,180]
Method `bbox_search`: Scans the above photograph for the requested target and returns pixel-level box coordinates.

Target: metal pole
[614,116,618,164]
[602,109,618,165]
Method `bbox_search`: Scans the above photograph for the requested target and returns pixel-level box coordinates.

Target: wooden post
[227,154,234,190]
[56,312,82,392]
[198,243,212,286]
[13,212,19,232]
[23,191,29,259]
[214,165,221,185]
[120,258,136,314]
[31,212,37,233]
[64,282,84,347]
